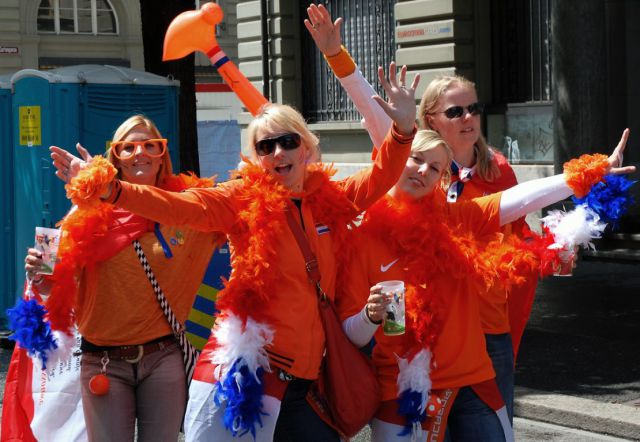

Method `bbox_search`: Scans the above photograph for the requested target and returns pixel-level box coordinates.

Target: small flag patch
[315,223,330,235]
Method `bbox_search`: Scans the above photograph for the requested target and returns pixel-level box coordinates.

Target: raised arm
[500,129,635,225]
[340,62,419,210]
[305,4,392,149]
[104,180,238,233]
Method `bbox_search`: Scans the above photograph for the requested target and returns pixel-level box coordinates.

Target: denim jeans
[80,342,187,442]
[485,333,514,422]
[273,379,340,442]
[444,386,506,442]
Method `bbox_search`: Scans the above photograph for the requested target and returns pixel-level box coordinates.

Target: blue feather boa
[397,388,427,436]
[573,175,636,229]
[213,359,267,438]
[6,298,57,368]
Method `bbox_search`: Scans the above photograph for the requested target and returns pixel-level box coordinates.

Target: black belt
[80,335,176,363]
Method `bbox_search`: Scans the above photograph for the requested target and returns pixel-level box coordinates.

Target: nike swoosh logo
[380,258,399,273]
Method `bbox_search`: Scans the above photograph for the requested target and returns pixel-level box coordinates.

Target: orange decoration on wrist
[324,45,356,78]
[563,153,609,198]
[65,156,118,207]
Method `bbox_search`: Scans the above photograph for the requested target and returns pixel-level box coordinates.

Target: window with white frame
[37,0,118,35]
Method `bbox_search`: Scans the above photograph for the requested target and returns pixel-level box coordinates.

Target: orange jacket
[110,127,413,379]
[337,193,502,401]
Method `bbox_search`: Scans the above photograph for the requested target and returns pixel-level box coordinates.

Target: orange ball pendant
[89,373,110,396]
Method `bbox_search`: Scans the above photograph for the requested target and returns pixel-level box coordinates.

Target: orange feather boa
[46,157,214,333]
[564,153,609,198]
[359,192,556,358]
[215,160,359,323]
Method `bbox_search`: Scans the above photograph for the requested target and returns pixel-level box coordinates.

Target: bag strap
[284,205,325,301]
[132,239,198,380]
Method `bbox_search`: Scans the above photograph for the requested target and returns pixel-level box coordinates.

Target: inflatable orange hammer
[163,2,269,116]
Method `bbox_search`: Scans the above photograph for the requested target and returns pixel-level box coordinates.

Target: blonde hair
[418,75,500,182]
[411,130,454,190]
[246,103,320,162]
[106,114,173,185]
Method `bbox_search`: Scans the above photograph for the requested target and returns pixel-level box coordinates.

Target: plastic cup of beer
[379,280,405,336]
[554,246,577,277]
[34,227,61,275]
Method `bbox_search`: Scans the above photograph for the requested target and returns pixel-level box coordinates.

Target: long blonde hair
[418,75,500,182]
[106,114,173,185]
[246,103,320,162]
[411,130,454,190]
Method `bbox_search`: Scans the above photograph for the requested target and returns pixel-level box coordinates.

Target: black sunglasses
[434,102,484,119]
[254,133,302,156]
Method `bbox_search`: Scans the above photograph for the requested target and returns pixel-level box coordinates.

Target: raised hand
[304,3,343,56]
[607,128,636,175]
[50,143,93,183]
[372,62,420,136]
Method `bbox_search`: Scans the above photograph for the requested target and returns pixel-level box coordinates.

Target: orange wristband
[324,45,357,78]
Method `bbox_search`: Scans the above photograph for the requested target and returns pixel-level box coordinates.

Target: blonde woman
[306,3,539,421]
[61,65,419,441]
[28,115,220,441]
[337,129,633,441]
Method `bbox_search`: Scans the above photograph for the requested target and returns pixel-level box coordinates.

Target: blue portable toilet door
[0,86,15,327]
[11,77,80,300]
[80,84,180,169]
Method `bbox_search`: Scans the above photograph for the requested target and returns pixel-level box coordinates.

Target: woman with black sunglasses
[306,2,538,425]
[61,64,419,441]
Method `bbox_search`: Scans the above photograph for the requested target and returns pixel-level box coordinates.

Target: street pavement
[514,259,640,439]
[1,260,639,439]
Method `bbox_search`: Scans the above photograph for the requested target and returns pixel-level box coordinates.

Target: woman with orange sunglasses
[25,114,222,441]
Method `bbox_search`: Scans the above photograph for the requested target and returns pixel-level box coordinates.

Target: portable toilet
[9,65,180,309]
[0,74,14,327]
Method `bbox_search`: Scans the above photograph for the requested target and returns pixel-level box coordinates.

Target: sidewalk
[514,260,640,440]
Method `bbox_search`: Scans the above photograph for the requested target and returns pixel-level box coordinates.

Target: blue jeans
[273,379,339,442]
[444,386,506,442]
[485,333,514,422]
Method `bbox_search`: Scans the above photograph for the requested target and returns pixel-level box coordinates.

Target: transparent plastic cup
[379,280,405,336]
[34,227,61,275]
[554,246,577,277]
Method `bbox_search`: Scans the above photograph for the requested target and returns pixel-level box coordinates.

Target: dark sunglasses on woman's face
[254,133,302,156]
[435,102,485,119]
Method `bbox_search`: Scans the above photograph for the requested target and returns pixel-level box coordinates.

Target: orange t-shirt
[76,226,218,346]
[337,193,502,401]
[112,127,413,379]
[452,154,521,334]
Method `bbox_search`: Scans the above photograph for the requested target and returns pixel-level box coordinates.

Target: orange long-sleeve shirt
[109,126,413,379]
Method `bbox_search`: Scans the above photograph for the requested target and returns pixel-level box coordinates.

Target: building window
[486,0,553,164]
[37,0,118,35]
[300,0,396,123]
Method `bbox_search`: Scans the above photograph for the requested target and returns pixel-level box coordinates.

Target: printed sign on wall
[19,106,42,147]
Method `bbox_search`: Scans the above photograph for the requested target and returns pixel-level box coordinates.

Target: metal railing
[300,0,396,123]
